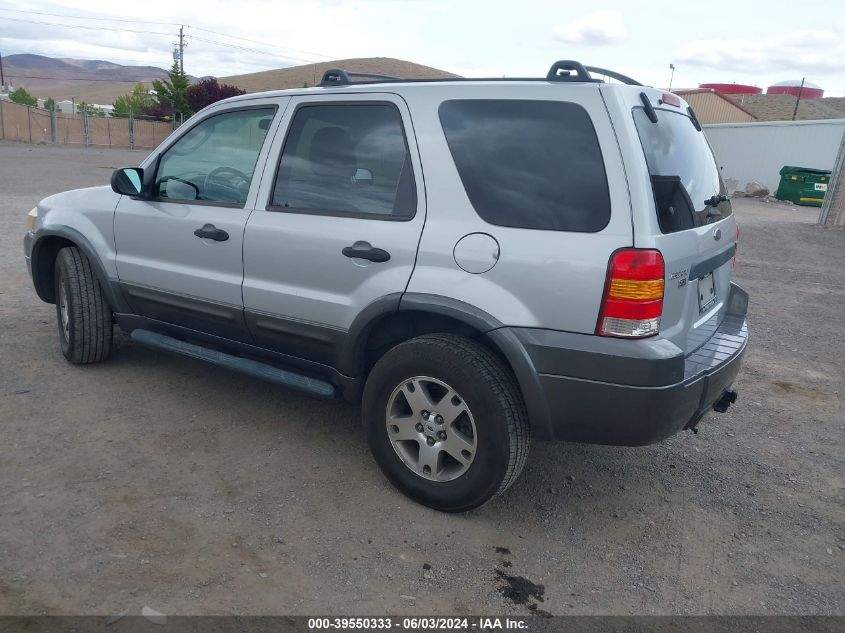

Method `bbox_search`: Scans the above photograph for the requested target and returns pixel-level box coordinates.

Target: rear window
[439,99,611,232]
[633,107,732,234]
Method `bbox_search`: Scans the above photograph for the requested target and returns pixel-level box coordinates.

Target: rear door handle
[194,224,229,242]
[342,242,391,263]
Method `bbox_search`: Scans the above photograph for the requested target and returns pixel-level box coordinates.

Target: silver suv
[23,61,748,512]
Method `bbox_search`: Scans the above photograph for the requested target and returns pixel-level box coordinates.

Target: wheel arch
[30,227,127,312]
[341,293,553,437]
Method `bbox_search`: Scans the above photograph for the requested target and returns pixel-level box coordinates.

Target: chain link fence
[0,100,179,150]
[818,130,845,228]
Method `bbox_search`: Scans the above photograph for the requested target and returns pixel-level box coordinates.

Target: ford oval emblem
[713,228,722,241]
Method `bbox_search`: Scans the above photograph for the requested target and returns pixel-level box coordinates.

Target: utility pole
[668,63,675,92]
[791,77,805,121]
[178,25,186,74]
[0,49,5,92]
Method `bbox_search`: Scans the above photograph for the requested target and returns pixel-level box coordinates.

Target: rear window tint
[633,107,732,234]
[439,100,611,232]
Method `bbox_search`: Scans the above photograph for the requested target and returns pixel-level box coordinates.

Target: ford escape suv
[23,61,748,512]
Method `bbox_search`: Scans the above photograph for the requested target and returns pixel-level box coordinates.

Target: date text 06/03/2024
[306,617,529,630]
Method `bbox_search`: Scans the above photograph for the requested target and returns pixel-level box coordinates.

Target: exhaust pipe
[713,389,738,413]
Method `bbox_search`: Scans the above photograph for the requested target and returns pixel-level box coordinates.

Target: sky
[1,0,844,95]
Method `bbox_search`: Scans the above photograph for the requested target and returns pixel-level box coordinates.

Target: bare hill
[3,54,457,105]
[220,57,459,92]
[727,93,845,121]
[3,54,186,104]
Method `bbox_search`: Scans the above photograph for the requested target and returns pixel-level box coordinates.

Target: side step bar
[130,329,336,399]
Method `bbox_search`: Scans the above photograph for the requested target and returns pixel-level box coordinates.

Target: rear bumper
[508,283,749,445]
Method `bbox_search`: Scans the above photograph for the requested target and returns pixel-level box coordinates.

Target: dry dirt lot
[0,143,843,616]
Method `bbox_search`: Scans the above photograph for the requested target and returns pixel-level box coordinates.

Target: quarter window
[439,99,611,232]
[155,107,276,206]
[270,104,416,219]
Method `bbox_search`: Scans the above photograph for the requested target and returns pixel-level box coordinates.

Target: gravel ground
[0,142,842,616]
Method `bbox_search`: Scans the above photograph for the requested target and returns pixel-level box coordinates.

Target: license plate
[814,183,828,191]
[698,273,717,313]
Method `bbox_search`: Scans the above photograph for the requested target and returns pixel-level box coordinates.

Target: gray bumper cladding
[510,283,749,445]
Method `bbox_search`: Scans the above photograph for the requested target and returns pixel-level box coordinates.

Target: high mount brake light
[597,249,665,338]
[660,93,681,107]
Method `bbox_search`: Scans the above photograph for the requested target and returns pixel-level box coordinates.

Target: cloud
[553,10,626,46]
[675,30,845,76]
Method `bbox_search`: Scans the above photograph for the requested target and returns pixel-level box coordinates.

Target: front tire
[54,246,113,364]
[362,334,530,512]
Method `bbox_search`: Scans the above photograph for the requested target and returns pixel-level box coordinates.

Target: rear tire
[54,246,113,364]
[362,334,530,512]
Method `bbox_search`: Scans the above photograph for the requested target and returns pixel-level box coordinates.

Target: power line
[188,26,335,61]
[0,7,175,26]
[188,36,317,66]
[1,7,338,64]
[1,16,173,36]
[1,14,340,79]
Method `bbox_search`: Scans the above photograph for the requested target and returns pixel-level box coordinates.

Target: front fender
[27,186,126,311]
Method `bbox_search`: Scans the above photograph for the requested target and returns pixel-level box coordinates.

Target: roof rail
[320,68,401,87]
[545,61,642,86]
[546,61,600,83]
[314,62,644,88]
[584,66,642,86]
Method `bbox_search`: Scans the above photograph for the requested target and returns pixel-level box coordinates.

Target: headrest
[309,126,357,178]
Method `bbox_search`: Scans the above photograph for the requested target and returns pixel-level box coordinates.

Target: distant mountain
[220,57,459,93]
[1,54,185,104]
[2,54,458,106]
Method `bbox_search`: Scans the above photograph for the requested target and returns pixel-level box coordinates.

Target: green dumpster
[775,166,831,207]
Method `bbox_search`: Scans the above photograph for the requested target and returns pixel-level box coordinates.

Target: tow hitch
[713,390,738,413]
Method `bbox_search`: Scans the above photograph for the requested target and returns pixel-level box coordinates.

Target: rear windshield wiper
[639,92,658,123]
[703,194,728,217]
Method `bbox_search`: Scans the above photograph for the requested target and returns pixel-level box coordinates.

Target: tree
[76,101,105,117]
[186,78,245,112]
[43,97,56,112]
[9,87,38,107]
[112,83,155,117]
[140,101,173,121]
[151,61,191,120]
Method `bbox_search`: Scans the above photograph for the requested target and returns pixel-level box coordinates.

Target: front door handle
[342,242,391,263]
[194,224,229,242]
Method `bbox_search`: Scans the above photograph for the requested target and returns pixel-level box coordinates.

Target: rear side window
[270,103,416,219]
[633,107,732,234]
[439,100,610,232]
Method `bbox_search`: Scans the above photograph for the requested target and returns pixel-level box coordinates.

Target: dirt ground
[0,142,842,616]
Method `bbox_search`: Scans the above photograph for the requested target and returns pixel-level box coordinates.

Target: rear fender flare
[341,292,553,437]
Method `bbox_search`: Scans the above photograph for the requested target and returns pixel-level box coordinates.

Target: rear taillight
[597,249,665,338]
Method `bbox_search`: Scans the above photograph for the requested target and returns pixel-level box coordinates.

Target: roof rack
[546,61,642,86]
[320,68,401,87]
[316,61,643,88]
[582,66,642,86]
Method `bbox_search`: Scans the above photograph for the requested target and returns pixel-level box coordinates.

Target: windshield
[633,107,731,234]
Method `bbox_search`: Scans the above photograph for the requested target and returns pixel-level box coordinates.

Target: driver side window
[155,107,276,206]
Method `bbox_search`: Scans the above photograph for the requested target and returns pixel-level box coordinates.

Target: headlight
[26,207,38,230]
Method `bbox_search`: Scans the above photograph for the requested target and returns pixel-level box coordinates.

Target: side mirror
[111,167,144,196]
